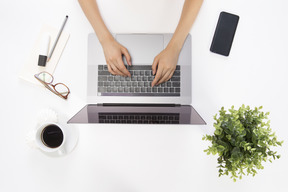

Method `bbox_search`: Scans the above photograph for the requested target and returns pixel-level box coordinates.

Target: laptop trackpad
[115,34,164,64]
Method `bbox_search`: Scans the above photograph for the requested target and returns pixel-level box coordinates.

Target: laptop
[68,33,205,124]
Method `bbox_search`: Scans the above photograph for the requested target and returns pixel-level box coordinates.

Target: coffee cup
[35,122,66,154]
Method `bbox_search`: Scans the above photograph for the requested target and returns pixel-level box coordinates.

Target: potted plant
[202,105,283,181]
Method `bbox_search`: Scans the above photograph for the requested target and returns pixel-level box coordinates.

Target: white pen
[47,15,68,62]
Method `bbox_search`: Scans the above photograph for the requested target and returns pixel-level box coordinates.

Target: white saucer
[26,109,79,157]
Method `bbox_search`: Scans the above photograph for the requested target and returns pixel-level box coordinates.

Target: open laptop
[68,33,205,124]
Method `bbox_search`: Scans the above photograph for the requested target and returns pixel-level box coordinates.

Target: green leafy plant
[202,105,283,181]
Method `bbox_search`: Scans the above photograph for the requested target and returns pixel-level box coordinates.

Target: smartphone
[210,12,239,56]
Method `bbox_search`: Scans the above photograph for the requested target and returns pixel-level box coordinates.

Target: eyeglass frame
[34,71,70,100]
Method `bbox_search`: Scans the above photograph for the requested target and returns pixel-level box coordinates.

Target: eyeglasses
[34,71,70,100]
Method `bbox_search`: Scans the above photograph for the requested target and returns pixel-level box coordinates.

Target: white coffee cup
[35,122,66,154]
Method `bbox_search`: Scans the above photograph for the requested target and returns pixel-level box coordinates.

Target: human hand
[102,38,132,76]
[151,46,180,87]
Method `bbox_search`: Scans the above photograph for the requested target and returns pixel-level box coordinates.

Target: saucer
[26,109,79,157]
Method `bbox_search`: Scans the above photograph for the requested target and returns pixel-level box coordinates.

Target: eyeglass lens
[38,72,53,83]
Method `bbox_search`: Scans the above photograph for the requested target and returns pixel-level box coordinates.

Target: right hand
[102,38,132,77]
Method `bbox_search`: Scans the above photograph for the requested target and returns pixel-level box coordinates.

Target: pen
[47,15,68,62]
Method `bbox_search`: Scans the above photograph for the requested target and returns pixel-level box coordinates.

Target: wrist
[166,40,182,54]
[99,33,114,46]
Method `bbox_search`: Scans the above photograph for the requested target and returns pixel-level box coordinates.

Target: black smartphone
[210,12,239,56]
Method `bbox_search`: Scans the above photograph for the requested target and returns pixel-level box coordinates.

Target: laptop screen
[68,104,206,125]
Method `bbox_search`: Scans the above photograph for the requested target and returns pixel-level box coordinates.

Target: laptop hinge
[100,103,181,107]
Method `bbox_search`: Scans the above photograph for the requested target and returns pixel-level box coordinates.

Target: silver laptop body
[87,33,191,105]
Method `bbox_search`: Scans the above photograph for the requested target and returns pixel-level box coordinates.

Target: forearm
[78,0,113,44]
[168,0,203,51]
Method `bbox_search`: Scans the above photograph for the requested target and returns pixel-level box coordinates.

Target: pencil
[47,15,68,62]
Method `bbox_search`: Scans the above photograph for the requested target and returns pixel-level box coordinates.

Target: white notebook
[19,24,70,85]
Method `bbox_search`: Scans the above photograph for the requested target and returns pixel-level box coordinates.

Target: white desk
[1,0,288,191]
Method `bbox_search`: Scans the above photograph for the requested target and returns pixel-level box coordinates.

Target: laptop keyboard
[97,65,180,96]
[98,113,180,124]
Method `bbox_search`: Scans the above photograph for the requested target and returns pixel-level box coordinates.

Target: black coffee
[41,125,64,148]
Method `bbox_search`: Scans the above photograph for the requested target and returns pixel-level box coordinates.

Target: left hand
[151,46,180,87]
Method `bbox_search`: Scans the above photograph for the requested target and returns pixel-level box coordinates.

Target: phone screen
[210,12,239,56]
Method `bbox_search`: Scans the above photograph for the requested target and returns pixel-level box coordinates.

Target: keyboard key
[142,76,148,81]
[98,82,103,86]
[145,71,151,76]
[175,88,180,92]
[144,82,150,87]
[98,71,110,75]
[134,71,140,76]
[98,87,107,93]
[118,87,124,92]
[173,70,180,76]
[108,76,113,81]
[127,65,151,70]
[171,77,180,81]
[114,76,120,81]
[172,82,180,87]
[138,82,144,87]
[98,76,107,81]
[141,87,146,92]
[98,65,103,70]
[135,87,140,92]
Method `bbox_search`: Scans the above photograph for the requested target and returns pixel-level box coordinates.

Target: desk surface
[1,0,288,192]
